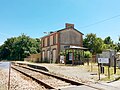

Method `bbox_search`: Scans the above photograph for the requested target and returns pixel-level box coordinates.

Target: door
[47,51,50,62]
[42,51,45,61]
[53,50,56,63]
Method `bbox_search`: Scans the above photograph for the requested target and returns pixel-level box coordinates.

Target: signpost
[98,58,110,80]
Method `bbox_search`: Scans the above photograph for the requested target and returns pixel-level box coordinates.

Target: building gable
[59,28,83,46]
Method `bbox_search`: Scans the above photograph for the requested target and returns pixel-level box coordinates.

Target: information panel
[60,56,64,64]
[69,53,73,61]
[98,58,109,63]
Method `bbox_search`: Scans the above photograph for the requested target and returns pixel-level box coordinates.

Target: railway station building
[41,23,87,64]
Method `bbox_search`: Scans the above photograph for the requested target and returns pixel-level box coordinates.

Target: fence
[24,53,41,63]
[84,58,96,65]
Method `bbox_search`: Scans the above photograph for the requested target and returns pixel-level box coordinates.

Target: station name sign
[98,58,109,63]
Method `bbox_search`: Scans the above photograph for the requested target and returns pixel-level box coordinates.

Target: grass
[100,67,120,81]
[83,63,120,81]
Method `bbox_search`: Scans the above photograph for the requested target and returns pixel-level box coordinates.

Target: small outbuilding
[64,45,88,65]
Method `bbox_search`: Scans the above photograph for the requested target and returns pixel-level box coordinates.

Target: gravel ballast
[0,68,8,90]
[0,62,46,90]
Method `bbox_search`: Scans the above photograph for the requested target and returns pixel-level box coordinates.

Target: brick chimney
[65,23,74,28]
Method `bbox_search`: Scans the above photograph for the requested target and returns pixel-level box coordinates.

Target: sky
[0,0,120,45]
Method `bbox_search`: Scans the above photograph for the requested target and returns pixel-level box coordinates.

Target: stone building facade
[41,23,84,63]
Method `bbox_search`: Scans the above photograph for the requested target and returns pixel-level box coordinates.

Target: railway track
[11,65,55,89]
[11,63,102,90]
[12,65,79,89]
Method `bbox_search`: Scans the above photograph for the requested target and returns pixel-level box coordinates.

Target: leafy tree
[83,34,118,54]
[94,37,104,53]
[84,51,92,58]
[83,33,104,54]
[117,43,120,51]
[0,34,41,60]
[83,33,96,53]
[104,36,113,44]
[103,36,117,50]
[116,36,120,51]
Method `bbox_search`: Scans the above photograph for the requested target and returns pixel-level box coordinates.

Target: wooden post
[65,49,66,65]
[114,57,116,74]
[8,62,11,90]
[108,65,110,79]
[98,63,100,80]
[72,49,74,65]
[108,59,110,79]
[91,58,93,72]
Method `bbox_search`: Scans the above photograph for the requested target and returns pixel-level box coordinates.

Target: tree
[94,37,104,53]
[83,33,104,54]
[83,34,118,54]
[83,33,96,53]
[116,36,120,51]
[104,36,117,50]
[0,34,41,60]
[104,36,113,44]
[84,51,92,58]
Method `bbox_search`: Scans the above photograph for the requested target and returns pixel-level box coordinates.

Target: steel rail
[12,63,102,90]
[11,66,55,89]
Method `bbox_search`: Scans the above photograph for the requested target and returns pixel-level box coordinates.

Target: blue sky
[0,0,120,45]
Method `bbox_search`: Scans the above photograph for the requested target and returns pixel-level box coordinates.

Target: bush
[84,51,92,58]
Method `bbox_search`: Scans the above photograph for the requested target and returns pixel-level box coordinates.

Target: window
[47,37,50,46]
[42,39,45,47]
[53,34,56,45]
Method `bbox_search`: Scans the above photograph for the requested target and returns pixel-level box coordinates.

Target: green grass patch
[80,63,120,82]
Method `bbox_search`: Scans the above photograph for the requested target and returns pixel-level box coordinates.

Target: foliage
[83,33,119,54]
[0,34,41,60]
[83,33,104,54]
[117,43,120,51]
[116,37,120,51]
[60,50,65,55]
[84,51,92,58]
[94,37,104,53]
[104,36,113,44]
[103,36,118,50]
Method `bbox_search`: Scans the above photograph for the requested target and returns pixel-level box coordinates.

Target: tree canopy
[104,36,113,44]
[0,34,41,60]
[83,33,119,54]
[83,33,104,54]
